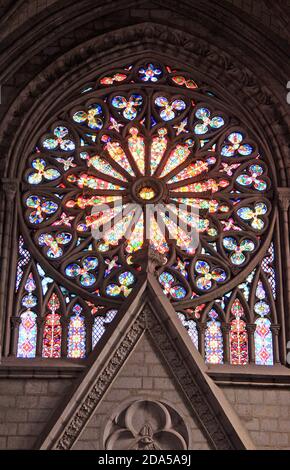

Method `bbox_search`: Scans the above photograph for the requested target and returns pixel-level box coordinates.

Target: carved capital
[221,323,231,333]
[10,316,21,328]
[270,324,280,336]
[246,323,257,334]
[1,179,19,201]
[277,188,290,212]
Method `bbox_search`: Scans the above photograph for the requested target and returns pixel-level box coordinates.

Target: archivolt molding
[1,20,289,359]
[0,21,288,185]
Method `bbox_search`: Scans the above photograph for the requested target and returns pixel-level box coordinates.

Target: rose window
[15,61,278,364]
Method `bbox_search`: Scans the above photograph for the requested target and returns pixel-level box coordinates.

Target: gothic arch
[0,1,289,451]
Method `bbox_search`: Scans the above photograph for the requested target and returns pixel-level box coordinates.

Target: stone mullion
[277,188,290,361]
[197,322,206,360]
[0,180,18,359]
[221,323,231,364]
[36,317,45,357]
[60,317,69,358]
[246,323,256,364]
[9,316,21,357]
[85,315,94,356]
[270,324,281,364]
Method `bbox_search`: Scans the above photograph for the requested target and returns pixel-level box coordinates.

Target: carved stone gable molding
[37,298,253,450]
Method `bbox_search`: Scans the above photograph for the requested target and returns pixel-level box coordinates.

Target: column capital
[10,316,21,328]
[270,324,280,336]
[197,322,207,333]
[277,187,290,212]
[221,322,231,333]
[246,323,256,333]
[60,316,70,327]
[1,178,19,201]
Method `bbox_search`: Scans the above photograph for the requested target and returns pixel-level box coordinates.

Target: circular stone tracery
[20,60,273,304]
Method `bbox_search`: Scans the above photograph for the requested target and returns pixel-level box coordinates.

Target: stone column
[221,323,231,364]
[270,324,281,365]
[9,316,21,357]
[60,316,69,358]
[0,180,18,360]
[85,315,94,356]
[277,187,290,364]
[246,323,256,364]
[198,322,206,360]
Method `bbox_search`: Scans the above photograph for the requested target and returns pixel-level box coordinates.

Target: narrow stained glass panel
[205,310,223,364]
[254,318,273,366]
[42,293,62,358]
[230,300,248,365]
[17,310,37,358]
[67,305,86,358]
[42,313,62,358]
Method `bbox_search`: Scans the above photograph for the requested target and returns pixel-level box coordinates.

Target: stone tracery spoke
[15,59,277,362]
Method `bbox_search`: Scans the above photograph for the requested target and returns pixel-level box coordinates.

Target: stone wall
[0,378,73,449]
[73,333,211,450]
[221,385,290,450]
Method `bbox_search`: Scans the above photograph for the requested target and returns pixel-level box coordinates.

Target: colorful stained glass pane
[150,128,167,174]
[42,313,61,358]
[128,128,145,174]
[254,318,273,366]
[112,94,143,120]
[67,305,86,358]
[149,214,169,253]
[205,310,223,364]
[73,104,103,130]
[171,179,229,193]
[102,136,134,176]
[88,154,126,181]
[126,212,144,253]
[17,311,37,358]
[230,300,248,365]
[160,142,192,177]
[168,157,216,183]
[155,97,186,121]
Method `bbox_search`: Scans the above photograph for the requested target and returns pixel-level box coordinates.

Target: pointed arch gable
[37,277,254,450]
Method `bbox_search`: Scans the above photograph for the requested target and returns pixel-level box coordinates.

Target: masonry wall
[0,378,73,449]
[221,385,290,450]
[73,333,211,450]
[1,353,290,449]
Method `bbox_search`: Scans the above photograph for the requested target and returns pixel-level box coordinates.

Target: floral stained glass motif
[254,280,273,365]
[42,293,62,358]
[67,304,86,358]
[255,318,273,366]
[17,310,37,358]
[205,309,223,364]
[229,299,248,365]
[18,59,277,365]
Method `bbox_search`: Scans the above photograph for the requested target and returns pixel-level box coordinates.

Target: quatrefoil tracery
[21,61,273,306]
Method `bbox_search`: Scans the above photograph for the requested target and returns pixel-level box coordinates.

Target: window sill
[207,364,290,385]
[0,357,86,378]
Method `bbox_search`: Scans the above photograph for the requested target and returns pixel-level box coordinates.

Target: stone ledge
[0,358,85,378]
[207,364,290,385]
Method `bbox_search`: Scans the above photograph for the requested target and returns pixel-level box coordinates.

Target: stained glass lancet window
[12,60,281,365]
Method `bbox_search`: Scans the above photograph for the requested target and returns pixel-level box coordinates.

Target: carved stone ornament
[103,399,189,450]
